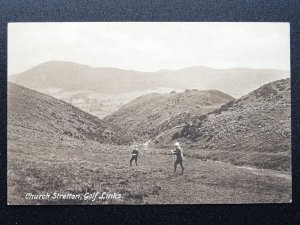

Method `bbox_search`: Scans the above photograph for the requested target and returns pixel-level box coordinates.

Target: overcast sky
[8,22,290,75]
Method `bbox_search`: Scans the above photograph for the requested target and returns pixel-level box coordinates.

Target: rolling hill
[9,61,289,98]
[8,83,132,145]
[8,61,289,120]
[103,89,234,139]
[152,79,291,170]
[8,61,159,95]
[7,83,291,204]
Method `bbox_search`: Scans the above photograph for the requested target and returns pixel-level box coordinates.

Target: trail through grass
[8,138,291,205]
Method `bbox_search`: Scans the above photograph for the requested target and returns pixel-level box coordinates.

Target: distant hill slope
[8,61,159,95]
[8,83,132,145]
[9,61,289,97]
[103,89,234,139]
[154,79,291,153]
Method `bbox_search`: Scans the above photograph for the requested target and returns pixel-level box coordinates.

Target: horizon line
[8,60,291,76]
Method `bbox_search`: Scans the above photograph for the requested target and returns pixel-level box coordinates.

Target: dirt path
[135,153,291,204]
[234,164,291,179]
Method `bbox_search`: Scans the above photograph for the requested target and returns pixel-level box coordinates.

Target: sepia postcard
[7,22,291,205]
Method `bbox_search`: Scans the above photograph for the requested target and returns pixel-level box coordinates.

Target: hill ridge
[104,89,234,139]
[8,82,132,145]
[153,78,290,152]
[9,61,289,97]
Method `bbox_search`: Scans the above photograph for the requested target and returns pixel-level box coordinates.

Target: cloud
[8,22,290,74]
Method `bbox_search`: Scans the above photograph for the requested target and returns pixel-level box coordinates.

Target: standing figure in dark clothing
[172,142,184,174]
[130,146,139,166]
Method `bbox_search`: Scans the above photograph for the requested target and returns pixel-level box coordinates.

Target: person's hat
[174,142,180,147]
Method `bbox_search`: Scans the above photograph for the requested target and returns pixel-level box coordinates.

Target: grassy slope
[104,90,234,139]
[8,138,291,205]
[8,83,132,145]
[153,79,291,171]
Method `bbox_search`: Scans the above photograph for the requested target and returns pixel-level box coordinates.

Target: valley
[8,61,290,120]
[7,64,292,204]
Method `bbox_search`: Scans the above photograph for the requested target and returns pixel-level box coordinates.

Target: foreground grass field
[8,134,291,205]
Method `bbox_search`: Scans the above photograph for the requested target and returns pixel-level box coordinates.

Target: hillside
[152,79,291,170]
[8,83,132,145]
[7,83,291,205]
[9,61,289,97]
[104,89,234,139]
[8,61,161,95]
